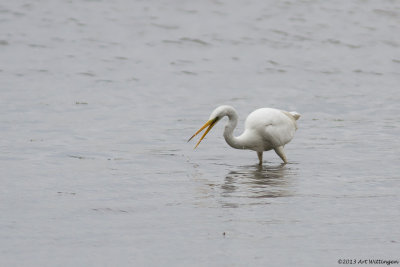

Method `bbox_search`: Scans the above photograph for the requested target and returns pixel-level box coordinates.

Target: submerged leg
[257,151,263,165]
[274,146,287,163]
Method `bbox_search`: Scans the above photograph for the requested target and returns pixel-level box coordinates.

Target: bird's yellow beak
[188,118,218,149]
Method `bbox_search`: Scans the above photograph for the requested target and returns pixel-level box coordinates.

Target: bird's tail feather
[289,111,301,120]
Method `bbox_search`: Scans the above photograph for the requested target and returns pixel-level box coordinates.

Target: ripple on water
[220,164,297,203]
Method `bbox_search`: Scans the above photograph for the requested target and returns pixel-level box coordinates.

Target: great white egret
[188,105,300,165]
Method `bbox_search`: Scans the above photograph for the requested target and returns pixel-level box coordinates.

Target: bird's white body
[189,105,300,165]
[234,108,298,152]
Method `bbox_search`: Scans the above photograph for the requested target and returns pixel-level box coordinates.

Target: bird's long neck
[223,109,247,150]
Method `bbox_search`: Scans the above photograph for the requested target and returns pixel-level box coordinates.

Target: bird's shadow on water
[221,162,294,201]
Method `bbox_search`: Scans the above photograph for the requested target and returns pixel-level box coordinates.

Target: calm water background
[1,0,400,266]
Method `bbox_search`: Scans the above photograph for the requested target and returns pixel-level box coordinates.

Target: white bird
[188,105,300,165]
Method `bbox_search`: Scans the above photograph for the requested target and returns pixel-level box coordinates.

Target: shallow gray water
[1,0,400,266]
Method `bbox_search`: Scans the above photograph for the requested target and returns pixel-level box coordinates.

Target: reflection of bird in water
[188,105,300,165]
[222,164,292,199]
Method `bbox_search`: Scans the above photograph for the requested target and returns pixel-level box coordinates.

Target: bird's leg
[257,151,263,166]
[274,146,287,164]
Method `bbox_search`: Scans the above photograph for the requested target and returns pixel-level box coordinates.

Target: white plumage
[188,105,300,165]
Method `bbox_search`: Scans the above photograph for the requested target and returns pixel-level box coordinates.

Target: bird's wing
[245,108,296,149]
[262,119,296,148]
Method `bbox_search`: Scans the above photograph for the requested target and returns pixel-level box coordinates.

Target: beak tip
[188,118,217,150]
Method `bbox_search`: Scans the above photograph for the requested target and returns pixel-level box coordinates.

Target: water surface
[1,0,399,266]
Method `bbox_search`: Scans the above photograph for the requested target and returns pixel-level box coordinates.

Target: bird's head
[188,105,234,148]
